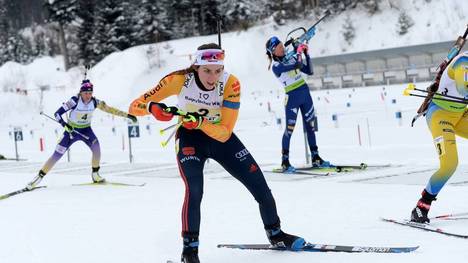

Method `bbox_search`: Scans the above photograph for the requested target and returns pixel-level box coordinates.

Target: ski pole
[157,104,187,135]
[432,212,468,220]
[161,122,182,147]
[40,112,90,140]
[405,93,467,104]
[160,122,180,135]
[433,217,468,221]
[404,83,468,103]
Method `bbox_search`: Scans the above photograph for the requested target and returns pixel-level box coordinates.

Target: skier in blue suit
[266,36,330,172]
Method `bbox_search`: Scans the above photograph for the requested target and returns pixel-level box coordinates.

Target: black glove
[64,123,73,133]
[127,114,137,123]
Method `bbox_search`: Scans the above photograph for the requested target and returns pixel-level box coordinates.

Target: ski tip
[386,246,420,253]
[396,246,420,253]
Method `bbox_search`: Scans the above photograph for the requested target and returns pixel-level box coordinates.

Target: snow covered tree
[360,0,380,15]
[131,0,169,45]
[219,0,266,30]
[44,0,79,70]
[0,1,34,65]
[166,0,207,38]
[116,1,135,48]
[342,16,355,45]
[269,0,319,25]
[91,0,134,62]
[5,32,34,64]
[396,11,414,35]
[200,0,221,35]
[77,0,96,65]
[29,24,57,57]
[319,0,356,14]
[268,0,298,25]
[0,1,9,65]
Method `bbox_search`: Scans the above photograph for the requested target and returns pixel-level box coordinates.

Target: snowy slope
[1,0,467,114]
[0,1,467,263]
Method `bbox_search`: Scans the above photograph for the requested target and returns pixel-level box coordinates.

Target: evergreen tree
[132,0,169,45]
[219,0,266,31]
[91,0,134,62]
[77,0,96,65]
[319,0,356,13]
[5,32,34,64]
[396,10,414,35]
[30,25,48,57]
[359,0,380,14]
[268,0,304,25]
[116,1,134,48]
[44,0,79,70]
[164,0,222,38]
[167,0,197,39]
[0,0,9,65]
[1,1,34,65]
[342,16,355,45]
[198,0,220,35]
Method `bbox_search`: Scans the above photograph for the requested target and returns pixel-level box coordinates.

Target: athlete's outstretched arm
[199,76,241,142]
[129,74,185,116]
[96,100,130,118]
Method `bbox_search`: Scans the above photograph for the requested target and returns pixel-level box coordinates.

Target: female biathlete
[26,79,137,189]
[129,43,306,263]
[411,52,468,223]
[265,36,329,173]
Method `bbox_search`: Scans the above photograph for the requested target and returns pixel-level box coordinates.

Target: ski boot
[281,159,296,173]
[410,189,437,223]
[181,235,200,263]
[266,223,306,251]
[91,166,106,183]
[26,170,46,190]
[311,151,331,168]
[281,150,296,173]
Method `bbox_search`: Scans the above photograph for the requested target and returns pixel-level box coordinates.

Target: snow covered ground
[0,81,467,263]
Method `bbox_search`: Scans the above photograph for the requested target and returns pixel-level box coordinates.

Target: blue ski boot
[311,151,331,168]
[281,159,296,173]
[266,223,306,251]
[281,150,296,173]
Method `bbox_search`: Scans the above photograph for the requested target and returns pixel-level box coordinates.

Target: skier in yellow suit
[411,51,468,223]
